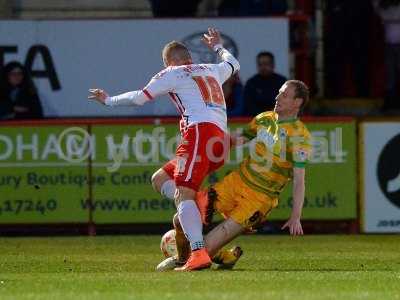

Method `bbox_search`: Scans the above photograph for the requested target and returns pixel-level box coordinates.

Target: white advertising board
[0,18,289,117]
[361,122,400,233]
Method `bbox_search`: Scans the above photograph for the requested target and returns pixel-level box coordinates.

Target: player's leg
[157,173,244,272]
[204,218,245,257]
[156,210,198,272]
[205,171,274,267]
[153,165,209,270]
[174,185,212,271]
[172,212,190,263]
[197,172,245,268]
[156,217,242,272]
[152,157,210,270]
[176,174,244,269]
[153,170,210,271]
[151,163,176,200]
[173,123,230,271]
[173,197,240,263]
[156,212,192,272]
[158,170,272,271]
[171,124,221,271]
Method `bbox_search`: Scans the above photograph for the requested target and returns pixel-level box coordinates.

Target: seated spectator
[0,61,43,120]
[223,73,244,117]
[243,52,287,116]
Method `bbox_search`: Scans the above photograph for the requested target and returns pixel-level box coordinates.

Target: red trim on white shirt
[143,89,153,100]
[168,92,185,115]
[184,123,199,182]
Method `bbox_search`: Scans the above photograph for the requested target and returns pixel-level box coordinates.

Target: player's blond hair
[162,41,192,65]
[286,80,310,111]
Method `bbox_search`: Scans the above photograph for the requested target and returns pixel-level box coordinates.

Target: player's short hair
[162,41,191,65]
[286,80,310,111]
[257,51,275,65]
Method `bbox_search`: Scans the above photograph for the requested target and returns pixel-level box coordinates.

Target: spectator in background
[374,0,400,111]
[223,73,244,117]
[243,52,287,116]
[0,61,43,120]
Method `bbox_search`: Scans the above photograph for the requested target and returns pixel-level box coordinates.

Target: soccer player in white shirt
[88,28,240,271]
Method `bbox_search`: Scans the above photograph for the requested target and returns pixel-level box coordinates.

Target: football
[160,229,177,258]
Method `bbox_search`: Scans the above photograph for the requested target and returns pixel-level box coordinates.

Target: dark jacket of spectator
[0,61,43,120]
[223,74,244,117]
[243,52,287,116]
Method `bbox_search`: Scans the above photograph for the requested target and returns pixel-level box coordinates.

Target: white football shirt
[143,62,234,132]
[105,45,240,133]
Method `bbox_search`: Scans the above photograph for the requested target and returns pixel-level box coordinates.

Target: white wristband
[213,43,223,52]
[104,96,113,106]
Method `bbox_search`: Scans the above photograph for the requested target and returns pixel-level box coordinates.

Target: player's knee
[151,169,164,193]
[173,188,183,208]
[150,173,159,192]
[174,187,196,208]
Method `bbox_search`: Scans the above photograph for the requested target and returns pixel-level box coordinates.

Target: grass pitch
[0,235,399,300]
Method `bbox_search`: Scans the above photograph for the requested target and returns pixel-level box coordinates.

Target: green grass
[0,235,399,300]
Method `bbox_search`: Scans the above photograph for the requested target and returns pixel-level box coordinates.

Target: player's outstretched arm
[88,88,149,106]
[202,27,240,74]
[281,167,305,236]
[88,88,109,104]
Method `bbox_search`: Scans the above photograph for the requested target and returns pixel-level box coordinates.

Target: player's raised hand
[202,27,222,50]
[281,217,304,236]
[88,88,109,104]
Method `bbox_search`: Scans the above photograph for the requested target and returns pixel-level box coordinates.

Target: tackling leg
[173,213,190,263]
[204,218,244,257]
